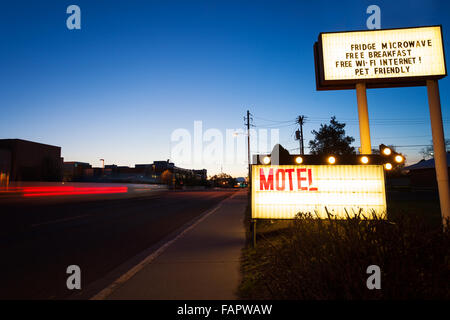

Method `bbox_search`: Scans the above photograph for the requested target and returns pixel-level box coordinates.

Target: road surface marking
[90,192,239,300]
[31,214,91,228]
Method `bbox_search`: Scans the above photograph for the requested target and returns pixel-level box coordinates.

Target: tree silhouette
[308,116,355,155]
[209,173,236,187]
[420,139,450,159]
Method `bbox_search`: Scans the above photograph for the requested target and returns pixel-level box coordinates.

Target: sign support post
[314,25,448,225]
[426,79,450,225]
[356,82,372,154]
[252,220,257,247]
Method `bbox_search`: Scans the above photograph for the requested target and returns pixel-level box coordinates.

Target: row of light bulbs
[261,147,403,170]
[380,146,404,170]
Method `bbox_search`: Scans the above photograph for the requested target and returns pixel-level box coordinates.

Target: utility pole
[245,110,256,246]
[296,116,306,155]
[245,110,252,185]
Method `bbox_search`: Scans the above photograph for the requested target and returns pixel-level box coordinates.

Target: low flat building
[136,160,207,185]
[193,169,207,180]
[0,139,62,181]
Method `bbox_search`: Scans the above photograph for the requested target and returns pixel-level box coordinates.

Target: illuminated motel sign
[251,155,388,220]
[250,26,448,228]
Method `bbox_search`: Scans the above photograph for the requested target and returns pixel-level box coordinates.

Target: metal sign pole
[356,82,372,154]
[252,220,257,247]
[426,79,450,225]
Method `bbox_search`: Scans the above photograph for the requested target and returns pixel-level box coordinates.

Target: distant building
[61,159,206,185]
[193,169,207,181]
[136,160,207,185]
[63,161,92,181]
[0,139,62,181]
[403,153,450,189]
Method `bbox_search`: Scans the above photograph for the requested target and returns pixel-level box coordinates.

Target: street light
[233,131,251,184]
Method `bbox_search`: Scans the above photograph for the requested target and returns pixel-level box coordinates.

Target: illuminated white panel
[321,26,446,81]
[252,165,386,219]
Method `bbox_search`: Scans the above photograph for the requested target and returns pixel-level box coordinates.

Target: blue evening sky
[0,0,449,176]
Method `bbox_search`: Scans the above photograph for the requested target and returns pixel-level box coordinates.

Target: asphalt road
[0,189,235,299]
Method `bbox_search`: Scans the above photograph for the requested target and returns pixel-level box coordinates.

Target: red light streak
[1,186,129,197]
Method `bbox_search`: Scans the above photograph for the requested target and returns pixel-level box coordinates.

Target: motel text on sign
[252,165,387,219]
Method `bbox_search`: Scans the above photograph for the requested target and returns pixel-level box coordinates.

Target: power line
[252,122,297,129]
[251,114,450,128]
[371,135,432,139]
[252,115,296,124]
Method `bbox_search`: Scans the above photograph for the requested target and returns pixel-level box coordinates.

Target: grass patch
[238,190,450,300]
